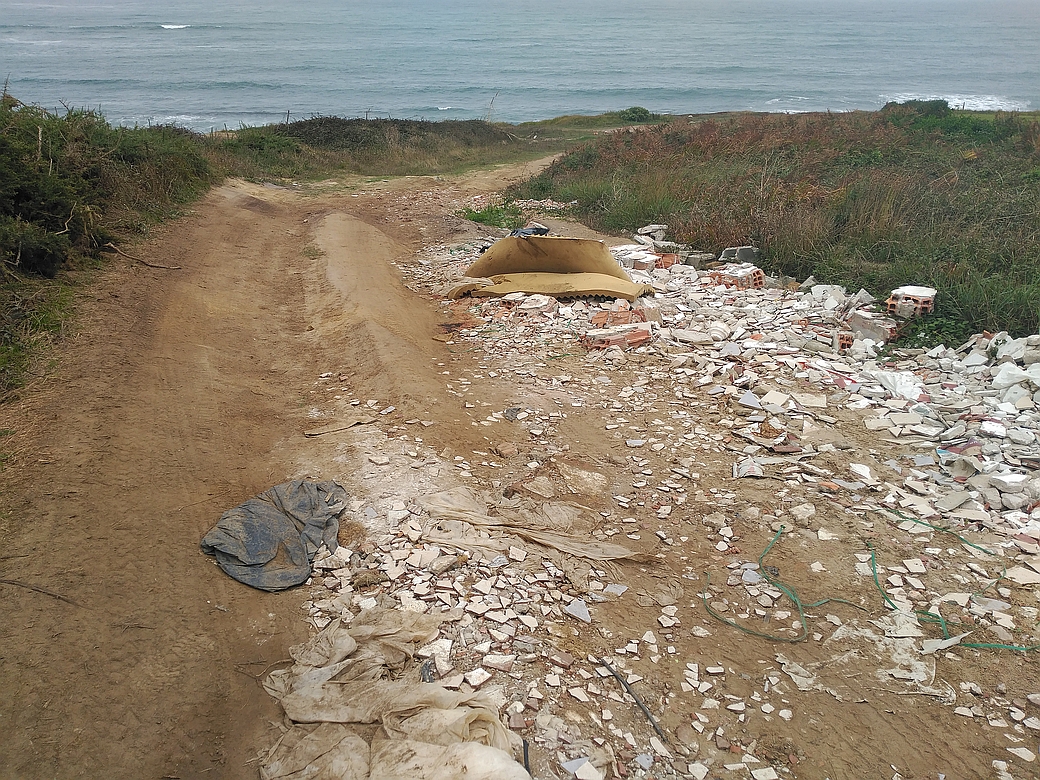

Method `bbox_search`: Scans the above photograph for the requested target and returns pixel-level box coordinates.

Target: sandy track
[0,166,528,778]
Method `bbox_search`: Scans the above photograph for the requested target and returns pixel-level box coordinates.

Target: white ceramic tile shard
[288,234,1040,780]
[464,668,491,688]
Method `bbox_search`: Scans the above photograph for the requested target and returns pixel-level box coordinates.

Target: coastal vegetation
[1,97,621,393]
[512,101,1040,338]
[0,95,216,392]
[2,92,1039,394]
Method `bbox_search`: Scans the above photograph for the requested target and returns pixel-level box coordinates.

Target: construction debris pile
[244,222,1040,779]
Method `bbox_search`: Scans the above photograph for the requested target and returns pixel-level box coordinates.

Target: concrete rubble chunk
[991,473,1029,493]
[564,598,591,623]
[464,668,492,688]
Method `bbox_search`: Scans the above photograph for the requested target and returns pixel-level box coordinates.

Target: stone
[789,503,816,524]
[1007,747,1036,763]
[650,736,671,757]
[464,668,492,688]
[569,687,591,703]
[549,651,575,669]
[483,654,516,672]
[574,761,604,780]
[1009,427,1036,445]
[992,473,1030,493]
[417,636,454,663]
[441,674,464,689]
[1002,492,1031,510]
[427,554,462,575]
[564,598,591,623]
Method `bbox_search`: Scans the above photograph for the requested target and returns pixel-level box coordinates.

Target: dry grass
[514,107,1040,336]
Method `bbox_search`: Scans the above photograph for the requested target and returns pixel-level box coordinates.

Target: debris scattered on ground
[261,608,531,779]
[242,218,1040,778]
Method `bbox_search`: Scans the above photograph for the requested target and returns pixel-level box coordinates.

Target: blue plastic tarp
[201,480,347,591]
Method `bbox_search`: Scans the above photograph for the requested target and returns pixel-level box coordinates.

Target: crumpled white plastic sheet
[261,609,531,780]
[420,486,638,560]
[860,369,926,401]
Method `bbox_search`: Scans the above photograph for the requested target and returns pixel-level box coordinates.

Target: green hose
[701,526,864,643]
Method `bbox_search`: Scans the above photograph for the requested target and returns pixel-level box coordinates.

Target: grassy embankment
[0,96,653,395]
[513,102,1040,343]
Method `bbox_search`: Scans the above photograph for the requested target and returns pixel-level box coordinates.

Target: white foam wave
[5,37,63,45]
[883,92,1030,112]
[436,106,454,110]
[161,24,190,29]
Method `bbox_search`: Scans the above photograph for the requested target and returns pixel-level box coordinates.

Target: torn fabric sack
[200,480,347,591]
[260,610,532,780]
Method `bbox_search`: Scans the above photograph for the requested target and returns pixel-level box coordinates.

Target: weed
[461,202,523,230]
[512,106,1040,335]
[895,314,975,350]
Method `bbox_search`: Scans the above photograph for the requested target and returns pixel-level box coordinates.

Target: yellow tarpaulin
[469,272,654,302]
[464,236,631,281]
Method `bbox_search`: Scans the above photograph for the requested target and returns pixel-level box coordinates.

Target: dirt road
[1,163,1035,780]
[0,166,530,779]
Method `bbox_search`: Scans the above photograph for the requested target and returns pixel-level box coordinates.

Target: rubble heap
[259,221,1040,779]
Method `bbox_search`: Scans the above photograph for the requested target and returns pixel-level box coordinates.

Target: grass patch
[301,244,325,260]
[513,102,1040,336]
[0,275,75,392]
[461,202,524,230]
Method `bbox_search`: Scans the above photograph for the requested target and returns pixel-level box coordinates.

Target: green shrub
[0,217,70,277]
[0,98,214,275]
[512,109,1040,335]
[619,107,654,123]
[882,99,951,118]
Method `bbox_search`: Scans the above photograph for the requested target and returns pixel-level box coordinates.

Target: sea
[2,0,1038,132]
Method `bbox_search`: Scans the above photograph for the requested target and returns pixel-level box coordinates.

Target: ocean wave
[4,37,64,45]
[883,92,1031,112]
[161,24,191,29]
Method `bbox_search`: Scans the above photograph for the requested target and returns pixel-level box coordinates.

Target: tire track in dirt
[0,163,542,779]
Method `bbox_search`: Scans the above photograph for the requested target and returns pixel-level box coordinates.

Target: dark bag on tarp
[201,480,347,591]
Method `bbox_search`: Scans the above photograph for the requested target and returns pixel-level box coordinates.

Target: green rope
[867,537,1039,654]
[867,543,899,611]
[701,526,864,643]
[877,508,1008,601]
[961,641,1040,651]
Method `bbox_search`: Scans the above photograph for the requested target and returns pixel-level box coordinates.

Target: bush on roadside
[619,107,654,123]
[0,95,215,393]
[513,105,1040,336]
[0,97,214,276]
